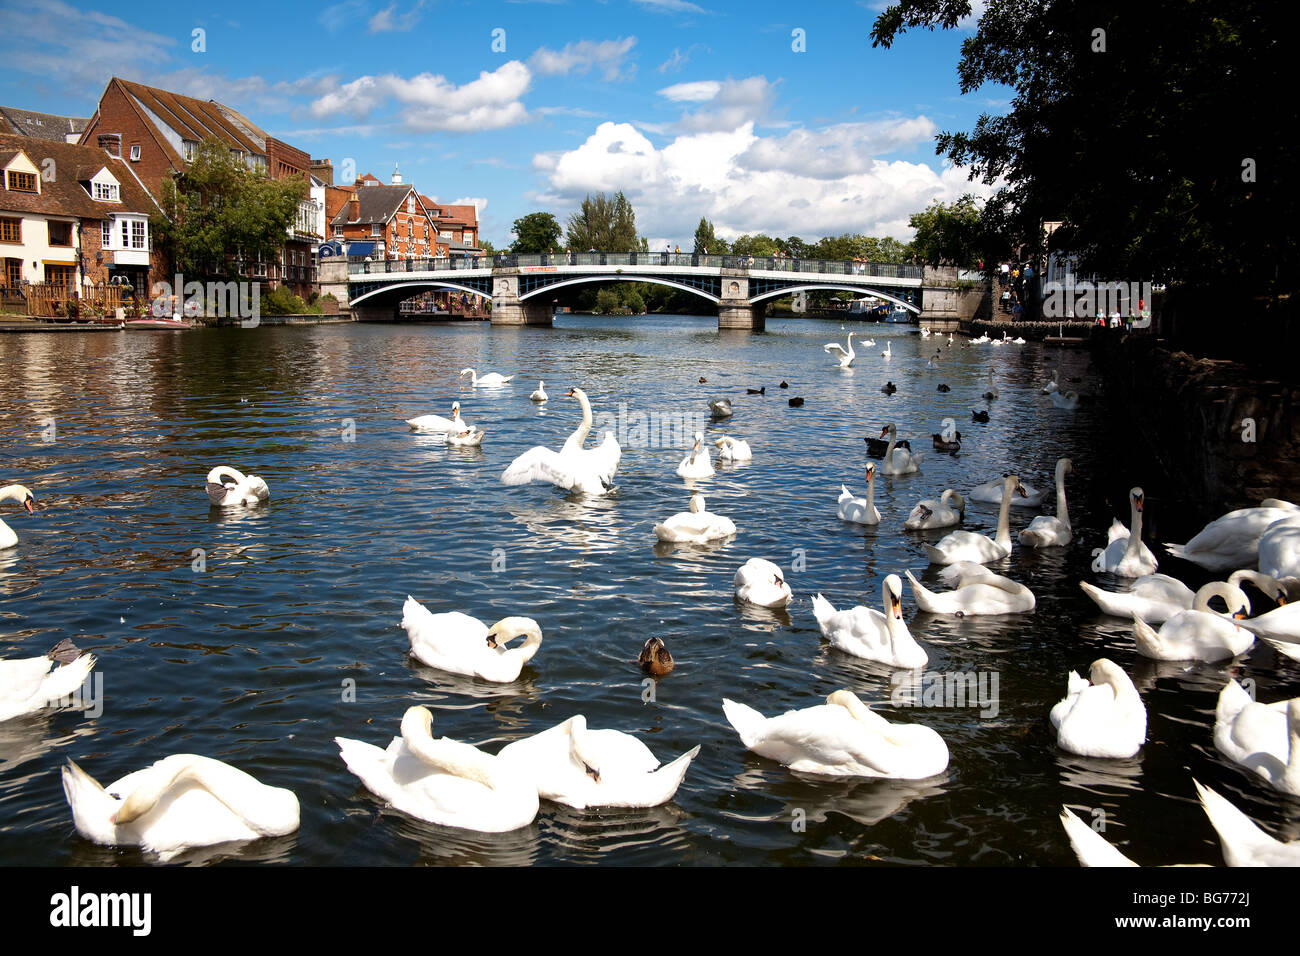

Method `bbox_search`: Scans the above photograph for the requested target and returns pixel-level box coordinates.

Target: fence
[23,282,125,321]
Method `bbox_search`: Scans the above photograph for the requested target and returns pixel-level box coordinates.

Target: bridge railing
[347,253,923,279]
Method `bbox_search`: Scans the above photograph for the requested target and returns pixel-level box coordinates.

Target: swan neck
[1123,499,1144,560]
[996,480,1015,546]
[571,390,594,446]
[1055,467,1070,527]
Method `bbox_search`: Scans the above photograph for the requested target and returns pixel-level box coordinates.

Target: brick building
[328,167,436,259]
[78,78,321,297]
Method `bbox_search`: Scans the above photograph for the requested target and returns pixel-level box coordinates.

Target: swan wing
[585,431,622,483]
[824,343,848,356]
[401,598,491,673]
[1060,807,1139,866]
[501,446,579,490]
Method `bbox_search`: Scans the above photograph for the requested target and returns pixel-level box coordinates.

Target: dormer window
[93,181,119,202]
[182,140,196,162]
[6,171,36,192]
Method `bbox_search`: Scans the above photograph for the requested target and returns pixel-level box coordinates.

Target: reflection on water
[2,316,1298,867]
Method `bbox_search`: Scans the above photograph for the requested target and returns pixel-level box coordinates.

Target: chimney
[98,133,121,157]
[349,194,359,221]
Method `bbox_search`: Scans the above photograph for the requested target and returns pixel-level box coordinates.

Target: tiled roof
[0,106,89,142]
[329,184,416,226]
[0,133,161,219]
[112,77,266,155]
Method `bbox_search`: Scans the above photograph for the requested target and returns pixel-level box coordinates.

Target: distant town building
[328,166,437,260]
[0,106,89,144]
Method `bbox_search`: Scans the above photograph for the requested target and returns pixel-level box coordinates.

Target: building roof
[330,184,421,226]
[113,77,266,154]
[0,133,161,219]
[0,106,89,142]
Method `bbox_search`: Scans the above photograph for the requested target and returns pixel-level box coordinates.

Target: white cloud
[659,76,778,131]
[737,117,938,178]
[658,48,690,73]
[369,1,425,33]
[529,38,637,82]
[658,80,720,102]
[633,0,706,13]
[309,61,532,132]
[451,197,488,215]
[535,119,995,242]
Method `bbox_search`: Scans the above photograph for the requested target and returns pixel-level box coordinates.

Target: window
[48,221,72,246]
[5,257,21,289]
[407,196,415,214]
[92,181,119,201]
[131,221,146,249]
[121,220,129,247]
[371,223,381,236]
[182,140,196,162]
[332,226,343,238]
[129,145,141,161]
[45,264,75,289]
[6,171,36,192]
[0,218,20,243]
[102,221,112,247]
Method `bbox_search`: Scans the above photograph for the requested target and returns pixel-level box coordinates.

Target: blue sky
[0,0,1004,248]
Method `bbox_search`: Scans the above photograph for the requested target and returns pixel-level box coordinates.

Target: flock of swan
[3,327,1300,867]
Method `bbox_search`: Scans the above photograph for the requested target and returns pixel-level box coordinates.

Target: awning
[345,241,376,257]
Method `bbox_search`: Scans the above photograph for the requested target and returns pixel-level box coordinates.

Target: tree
[478,238,498,255]
[152,138,305,281]
[565,192,639,252]
[692,217,728,254]
[731,233,780,257]
[594,288,620,314]
[510,212,562,254]
[908,195,984,267]
[870,0,1296,305]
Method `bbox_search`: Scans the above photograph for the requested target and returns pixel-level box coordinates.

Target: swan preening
[336,706,538,833]
[714,436,753,461]
[1163,500,1300,572]
[1,639,96,721]
[1092,488,1158,576]
[906,562,1035,615]
[837,464,880,525]
[459,367,513,387]
[205,466,269,507]
[811,576,928,668]
[1080,574,1195,624]
[501,387,621,495]
[1018,458,1073,547]
[653,493,736,543]
[904,490,965,530]
[530,381,548,402]
[0,484,35,549]
[1130,581,1254,661]
[496,715,700,809]
[1049,658,1146,758]
[402,597,543,682]
[447,427,484,446]
[733,558,792,608]
[723,690,948,779]
[924,475,1025,565]
[407,401,472,434]
[824,331,856,368]
[62,754,299,860]
[878,423,921,475]
[1231,570,1300,642]
[1214,679,1300,796]
[676,432,715,479]
[708,398,734,419]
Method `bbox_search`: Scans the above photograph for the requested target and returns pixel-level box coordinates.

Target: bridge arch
[517,274,721,305]
[349,280,490,307]
[748,283,920,313]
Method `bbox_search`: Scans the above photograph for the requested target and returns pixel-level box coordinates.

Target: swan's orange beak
[565,388,576,397]
[24,498,35,514]
[1232,609,1248,620]
[1135,494,1144,512]
[879,426,888,437]
[486,633,498,649]
[890,593,902,618]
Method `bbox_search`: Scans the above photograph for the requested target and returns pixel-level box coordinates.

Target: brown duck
[638,637,674,677]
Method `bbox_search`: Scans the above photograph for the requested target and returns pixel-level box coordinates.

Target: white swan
[906,562,1035,615]
[1194,779,1300,866]
[1019,458,1073,547]
[407,400,472,433]
[459,367,513,387]
[714,436,753,462]
[675,432,714,479]
[1,639,96,722]
[924,474,1025,565]
[1080,574,1195,624]
[811,575,928,668]
[881,341,892,360]
[1091,487,1158,576]
[0,484,35,549]
[1131,581,1253,661]
[1213,679,1300,796]
[1051,390,1079,410]
[447,427,484,447]
[1048,658,1146,758]
[1041,369,1060,394]
[653,493,736,543]
[205,466,269,507]
[336,706,538,833]
[496,715,700,810]
[722,689,948,779]
[837,463,880,525]
[501,387,621,495]
[401,597,543,682]
[1059,807,1140,867]
[733,558,792,608]
[969,475,1043,508]
[823,331,856,368]
[530,381,548,402]
[1258,511,1300,585]
[1164,500,1300,572]
[62,754,299,861]
[877,423,921,475]
[904,489,965,530]
[981,369,998,400]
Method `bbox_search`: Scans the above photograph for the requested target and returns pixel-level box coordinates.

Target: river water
[1,315,1295,866]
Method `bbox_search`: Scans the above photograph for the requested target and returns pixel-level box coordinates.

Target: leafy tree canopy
[510,212,562,254]
[908,195,984,267]
[565,192,639,252]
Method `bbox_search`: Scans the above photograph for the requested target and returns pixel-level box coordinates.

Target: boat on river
[124,317,193,330]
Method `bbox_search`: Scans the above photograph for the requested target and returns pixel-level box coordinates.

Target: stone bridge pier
[491,275,554,326]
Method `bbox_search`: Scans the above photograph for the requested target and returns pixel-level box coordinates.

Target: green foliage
[731,234,781,257]
[510,212,562,253]
[152,138,306,281]
[594,288,621,314]
[478,238,498,255]
[565,192,639,252]
[260,284,310,315]
[871,0,1294,299]
[908,195,984,267]
[623,288,646,314]
[692,218,728,254]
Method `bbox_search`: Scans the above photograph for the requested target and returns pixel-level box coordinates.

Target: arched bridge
[346,252,930,330]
